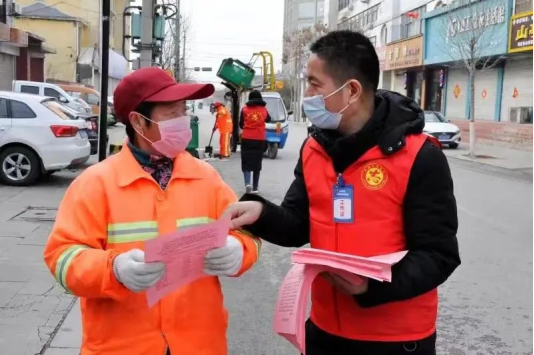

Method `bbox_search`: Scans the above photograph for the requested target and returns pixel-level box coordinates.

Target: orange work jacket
[216,106,233,133]
[303,133,438,342]
[43,145,261,355]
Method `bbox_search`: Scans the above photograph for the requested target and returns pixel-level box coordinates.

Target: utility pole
[140,0,154,68]
[174,0,181,81]
[98,0,110,162]
[181,30,186,81]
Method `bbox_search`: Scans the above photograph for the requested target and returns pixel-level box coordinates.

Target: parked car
[423,111,461,149]
[12,80,93,115]
[0,92,91,186]
[60,84,117,126]
[53,103,107,155]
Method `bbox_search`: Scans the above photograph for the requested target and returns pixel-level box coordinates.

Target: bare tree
[159,1,193,82]
[440,0,507,158]
[283,23,329,121]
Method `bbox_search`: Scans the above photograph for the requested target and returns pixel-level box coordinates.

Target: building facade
[0,0,54,90]
[15,0,128,93]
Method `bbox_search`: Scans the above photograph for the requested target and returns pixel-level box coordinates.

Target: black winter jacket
[241,90,461,308]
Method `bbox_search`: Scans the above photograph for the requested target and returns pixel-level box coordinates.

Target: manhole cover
[12,207,57,222]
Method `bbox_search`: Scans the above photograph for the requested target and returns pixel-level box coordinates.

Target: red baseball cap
[113,67,215,124]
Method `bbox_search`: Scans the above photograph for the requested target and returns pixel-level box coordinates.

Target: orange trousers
[219,132,232,158]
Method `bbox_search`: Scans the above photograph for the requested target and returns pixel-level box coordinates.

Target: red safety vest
[302,133,439,342]
[241,106,268,141]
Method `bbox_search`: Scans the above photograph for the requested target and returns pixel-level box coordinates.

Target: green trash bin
[216,58,255,89]
[187,116,200,158]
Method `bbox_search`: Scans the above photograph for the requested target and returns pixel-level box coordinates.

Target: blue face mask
[302,82,350,130]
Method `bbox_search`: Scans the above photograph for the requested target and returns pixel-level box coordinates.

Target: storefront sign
[385,36,423,71]
[508,11,533,52]
[447,5,506,38]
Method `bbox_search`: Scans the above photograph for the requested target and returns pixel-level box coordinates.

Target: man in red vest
[225,31,460,354]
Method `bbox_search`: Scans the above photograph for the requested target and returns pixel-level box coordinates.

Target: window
[339,0,351,12]
[0,98,8,118]
[338,4,380,32]
[380,25,388,45]
[86,94,100,106]
[369,36,377,47]
[401,6,426,39]
[424,112,445,123]
[264,97,286,122]
[20,85,39,95]
[11,100,36,119]
[298,2,316,20]
[44,88,61,100]
[42,100,77,120]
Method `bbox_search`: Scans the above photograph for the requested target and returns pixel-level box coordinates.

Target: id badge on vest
[333,175,354,224]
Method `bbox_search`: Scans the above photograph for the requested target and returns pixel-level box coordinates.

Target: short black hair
[310,30,379,92]
[125,101,156,142]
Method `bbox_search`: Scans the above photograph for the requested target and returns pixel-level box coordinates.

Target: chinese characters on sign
[447,5,506,38]
[509,11,533,52]
[384,36,423,71]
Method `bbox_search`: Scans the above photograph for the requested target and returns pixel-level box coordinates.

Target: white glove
[113,249,165,292]
[204,236,243,276]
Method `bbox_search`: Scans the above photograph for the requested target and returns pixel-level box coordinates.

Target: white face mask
[302,82,351,130]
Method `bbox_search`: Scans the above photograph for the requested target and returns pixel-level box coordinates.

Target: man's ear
[347,79,363,104]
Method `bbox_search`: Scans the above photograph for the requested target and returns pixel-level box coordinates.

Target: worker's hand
[113,249,165,292]
[323,272,368,295]
[204,236,243,276]
[224,201,264,230]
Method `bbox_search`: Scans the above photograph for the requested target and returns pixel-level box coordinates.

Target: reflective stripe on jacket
[44,145,261,354]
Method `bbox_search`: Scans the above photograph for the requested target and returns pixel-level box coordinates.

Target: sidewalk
[0,170,82,355]
[443,143,533,171]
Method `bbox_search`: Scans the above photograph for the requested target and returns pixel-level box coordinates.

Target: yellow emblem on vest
[362,163,388,190]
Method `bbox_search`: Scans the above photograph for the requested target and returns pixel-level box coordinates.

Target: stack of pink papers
[273,248,407,354]
[144,215,230,307]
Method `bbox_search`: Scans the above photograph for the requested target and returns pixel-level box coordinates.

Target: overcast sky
[129,1,284,87]
[172,0,284,88]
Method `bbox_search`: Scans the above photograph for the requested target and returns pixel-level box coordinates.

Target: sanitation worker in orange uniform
[43,67,261,355]
[213,101,233,159]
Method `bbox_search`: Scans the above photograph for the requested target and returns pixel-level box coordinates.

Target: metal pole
[98,0,110,162]
[174,0,181,81]
[181,30,186,81]
[140,0,154,68]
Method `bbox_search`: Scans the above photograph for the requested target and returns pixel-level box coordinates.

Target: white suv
[0,92,91,186]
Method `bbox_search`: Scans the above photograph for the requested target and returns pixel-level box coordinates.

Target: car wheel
[0,147,41,186]
[267,142,278,159]
[449,143,459,149]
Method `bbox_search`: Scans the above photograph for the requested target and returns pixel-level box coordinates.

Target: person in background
[225,31,460,355]
[239,90,271,194]
[43,67,261,355]
[213,101,233,159]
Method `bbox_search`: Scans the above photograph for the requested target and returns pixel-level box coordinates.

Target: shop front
[502,11,533,123]
[384,35,424,106]
[424,0,513,120]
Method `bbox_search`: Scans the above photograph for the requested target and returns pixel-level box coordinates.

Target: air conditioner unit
[10,2,21,16]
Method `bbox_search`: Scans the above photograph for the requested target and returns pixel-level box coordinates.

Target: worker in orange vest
[213,101,233,159]
[43,67,261,355]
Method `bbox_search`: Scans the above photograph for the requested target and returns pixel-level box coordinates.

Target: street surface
[0,106,532,354]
